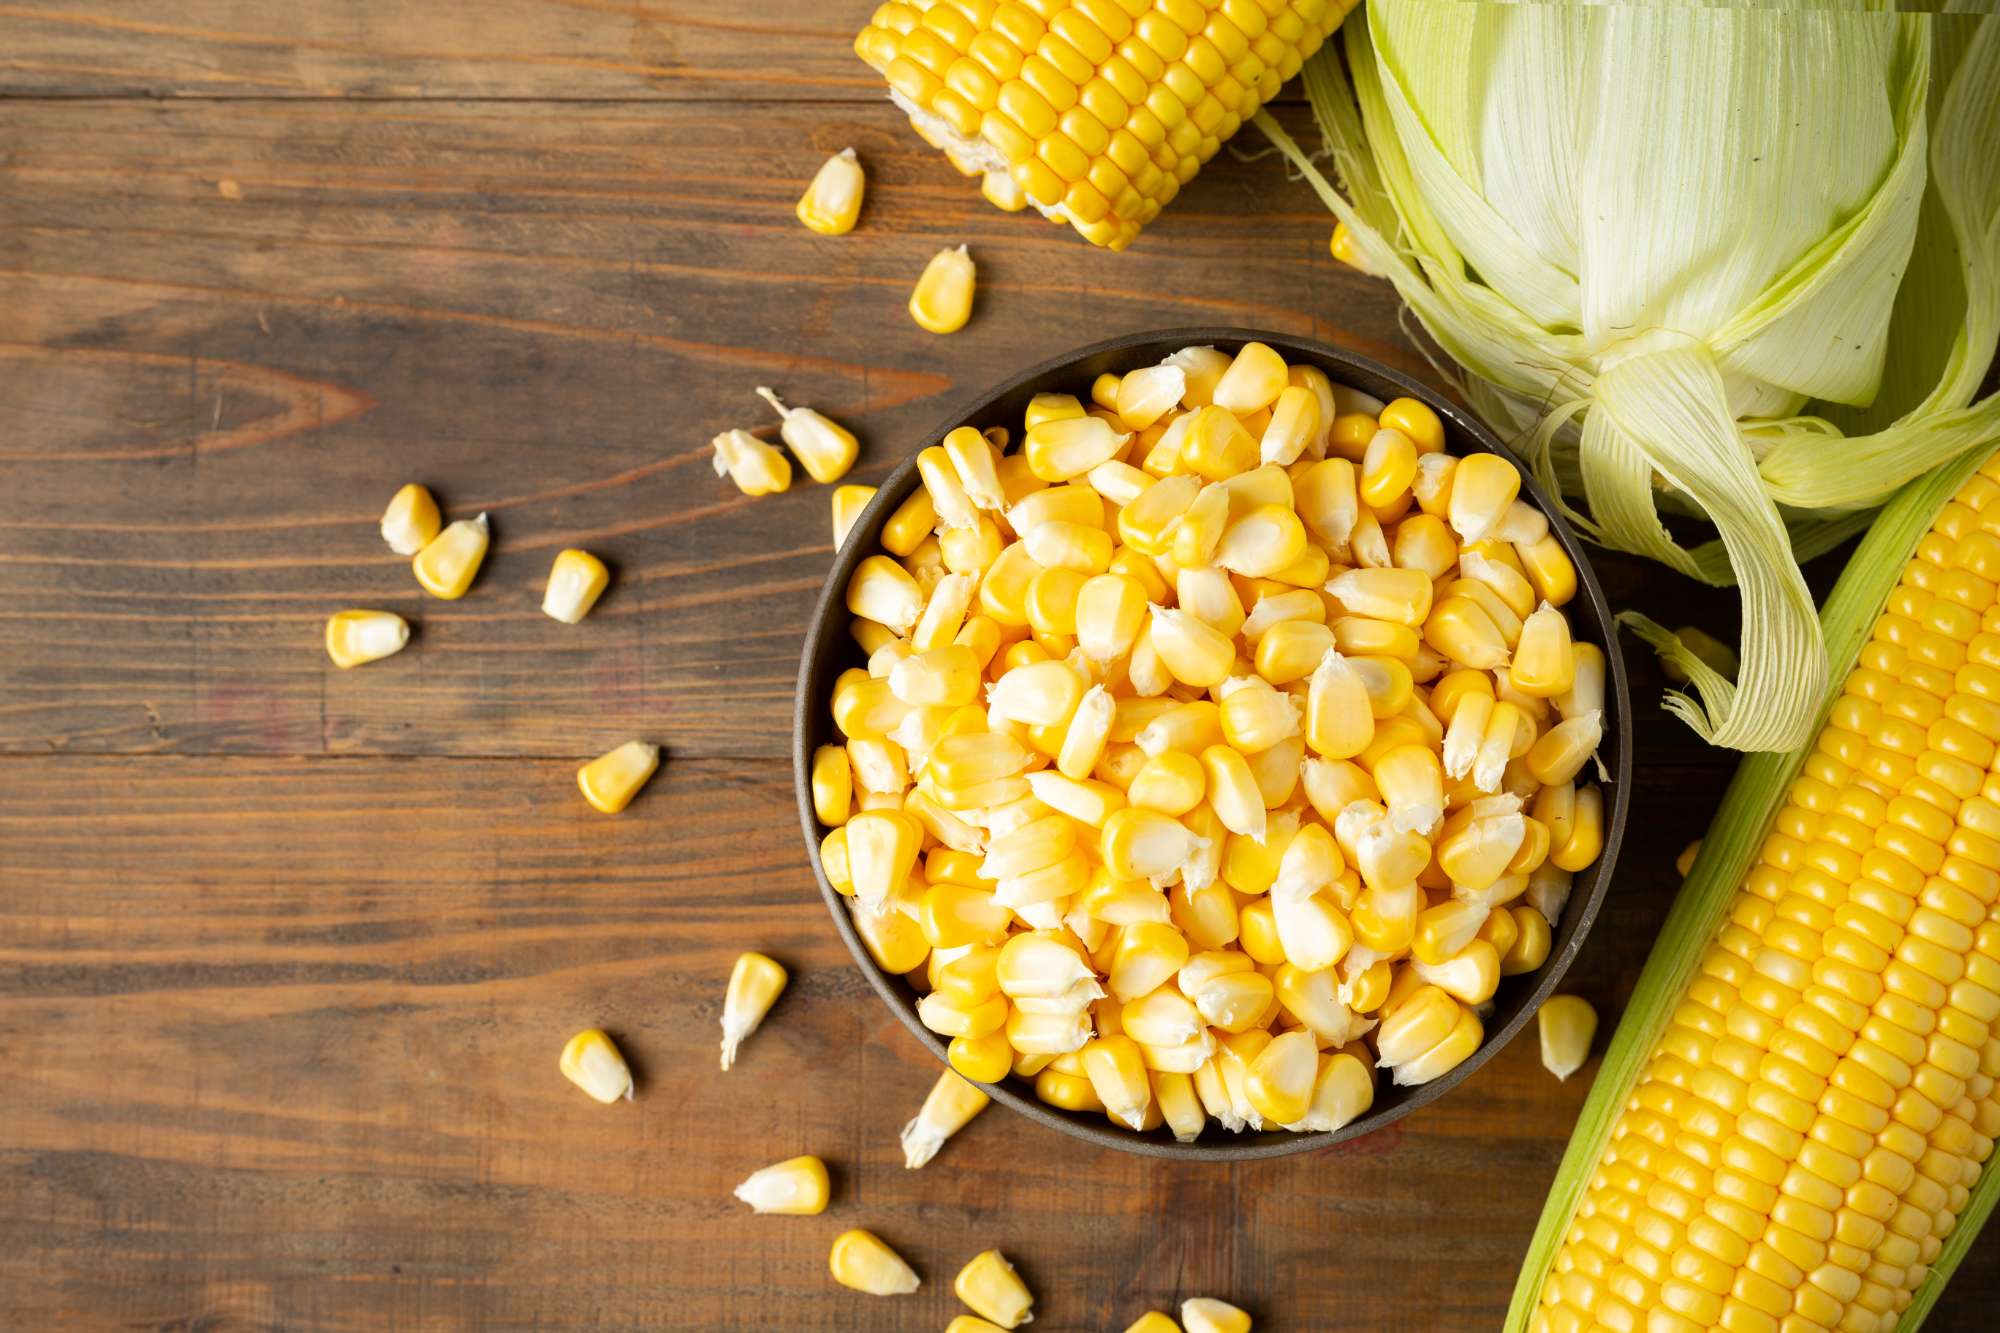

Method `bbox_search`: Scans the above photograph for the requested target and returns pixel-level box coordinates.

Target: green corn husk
[1258,6,2000,756]
[1499,441,1999,1332]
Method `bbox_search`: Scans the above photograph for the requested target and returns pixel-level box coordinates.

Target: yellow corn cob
[1521,454,2000,1333]
[558,1028,633,1104]
[854,0,1360,249]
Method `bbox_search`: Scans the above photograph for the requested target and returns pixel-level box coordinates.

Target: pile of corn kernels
[810,340,1608,1140]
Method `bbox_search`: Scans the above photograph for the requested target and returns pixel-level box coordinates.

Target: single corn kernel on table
[1,6,1994,1331]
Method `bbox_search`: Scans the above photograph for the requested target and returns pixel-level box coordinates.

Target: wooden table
[2,5,1992,1329]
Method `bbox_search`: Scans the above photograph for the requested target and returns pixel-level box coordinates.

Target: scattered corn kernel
[829,1229,920,1296]
[796,147,864,236]
[412,512,489,599]
[733,1154,828,1215]
[1181,1297,1253,1333]
[1537,995,1597,1082]
[954,1250,1034,1328]
[558,1028,632,1104]
[911,245,976,334]
[379,482,440,555]
[1122,1314,1181,1333]
[711,428,791,496]
[576,739,661,814]
[756,386,858,484]
[541,548,609,624]
[324,609,410,668]
[902,1067,990,1168]
[720,951,787,1071]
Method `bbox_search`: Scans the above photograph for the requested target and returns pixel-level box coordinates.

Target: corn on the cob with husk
[853,0,1360,250]
[816,340,1610,1142]
[1510,447,2000,1333]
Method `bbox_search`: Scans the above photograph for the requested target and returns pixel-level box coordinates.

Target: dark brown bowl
[794,328,1631,1159]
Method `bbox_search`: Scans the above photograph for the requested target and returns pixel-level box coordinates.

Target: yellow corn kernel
[949,1029,1014,1084]
[1211,342,1288,414]
[1328,567,1434,627]
[542,548,610,624]
[1246,1029,1319,1126]
[1110,920,1192,1002]
[1215,504,1308,579]
[1509,601,1575,697]
[1329,219,1375,273]
[411,512,490,599]
[1026,414,1131,482]
[911,244,976,333]
[1391,1000,1481,1086]
[797,146,866,235]
[1083,1034,1155,1131]
[558,1028,633,1104]
[1258,385,1322,467]
[955,1250,1035,1328]
[820,827,851,894]
[1148,605,1235,687]
[847,809,924,909]
[1360,428,1419,509]
[1202,743,1266,840]
[1518,532,1578,607]
[847,553,926,634]
[1550,784,1603,872]
[711,428,792,497]
[1527,710,1603,786]
[733,1154,829,1214]
[882,489,937,557]
[1181,1295,1254,1333]
[1379,397,1444,455]
[379,482,441,555]
[1307,650,1376,758]
[902,1067,991,1168]
[1448,452,1521,545]
[756,386,859,484]
[576,739,661,814]
[829,1229,921,1295]
[1181,405,1259,481]
[1538,994,1598,1082]
[1501,905,1553,974]
[852,897,930,973]
[720,951,788,1070]
[1256,619,1336,684]
[324,609,410,669]
[1103,806,1207,881]
[1117,363,1190,431]
[1426,595,1509,670]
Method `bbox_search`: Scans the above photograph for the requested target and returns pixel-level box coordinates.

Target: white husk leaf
[1259,6,2000,753]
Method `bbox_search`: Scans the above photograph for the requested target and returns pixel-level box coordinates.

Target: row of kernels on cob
[814,340,1605,1139]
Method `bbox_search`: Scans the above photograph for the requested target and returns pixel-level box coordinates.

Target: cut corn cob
[902,1067,991,1168]
[797,147,865,236]
[558,1028,633,1104]
[1535,994,1595,1082]
[817,347,1602,1142]
[1510,448,2000,1332]
[541,548,609,624]
[412,513,489,600]
[911,245,976,333]
[324,609,410,668]
[853,0,1360,249]
[720,951,788,1071]
[379,482,441,556]
[954,1249,1034,1328]
[829,1229,921,1295]
[576,739,661,814]
[732,1154,829,1215]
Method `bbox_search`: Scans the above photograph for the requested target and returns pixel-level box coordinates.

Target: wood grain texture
[2,2,1994,1327]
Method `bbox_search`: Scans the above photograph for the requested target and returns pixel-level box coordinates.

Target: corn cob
[853,0,1361,250]
[1512,448,2000,1333]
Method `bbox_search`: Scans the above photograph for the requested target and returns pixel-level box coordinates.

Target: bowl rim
[793,326,1633,1160]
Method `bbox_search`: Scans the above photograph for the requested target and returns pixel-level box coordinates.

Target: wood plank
[0,750,1826,1332]
[0,96,1453,761]
[0,0,1331,101]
